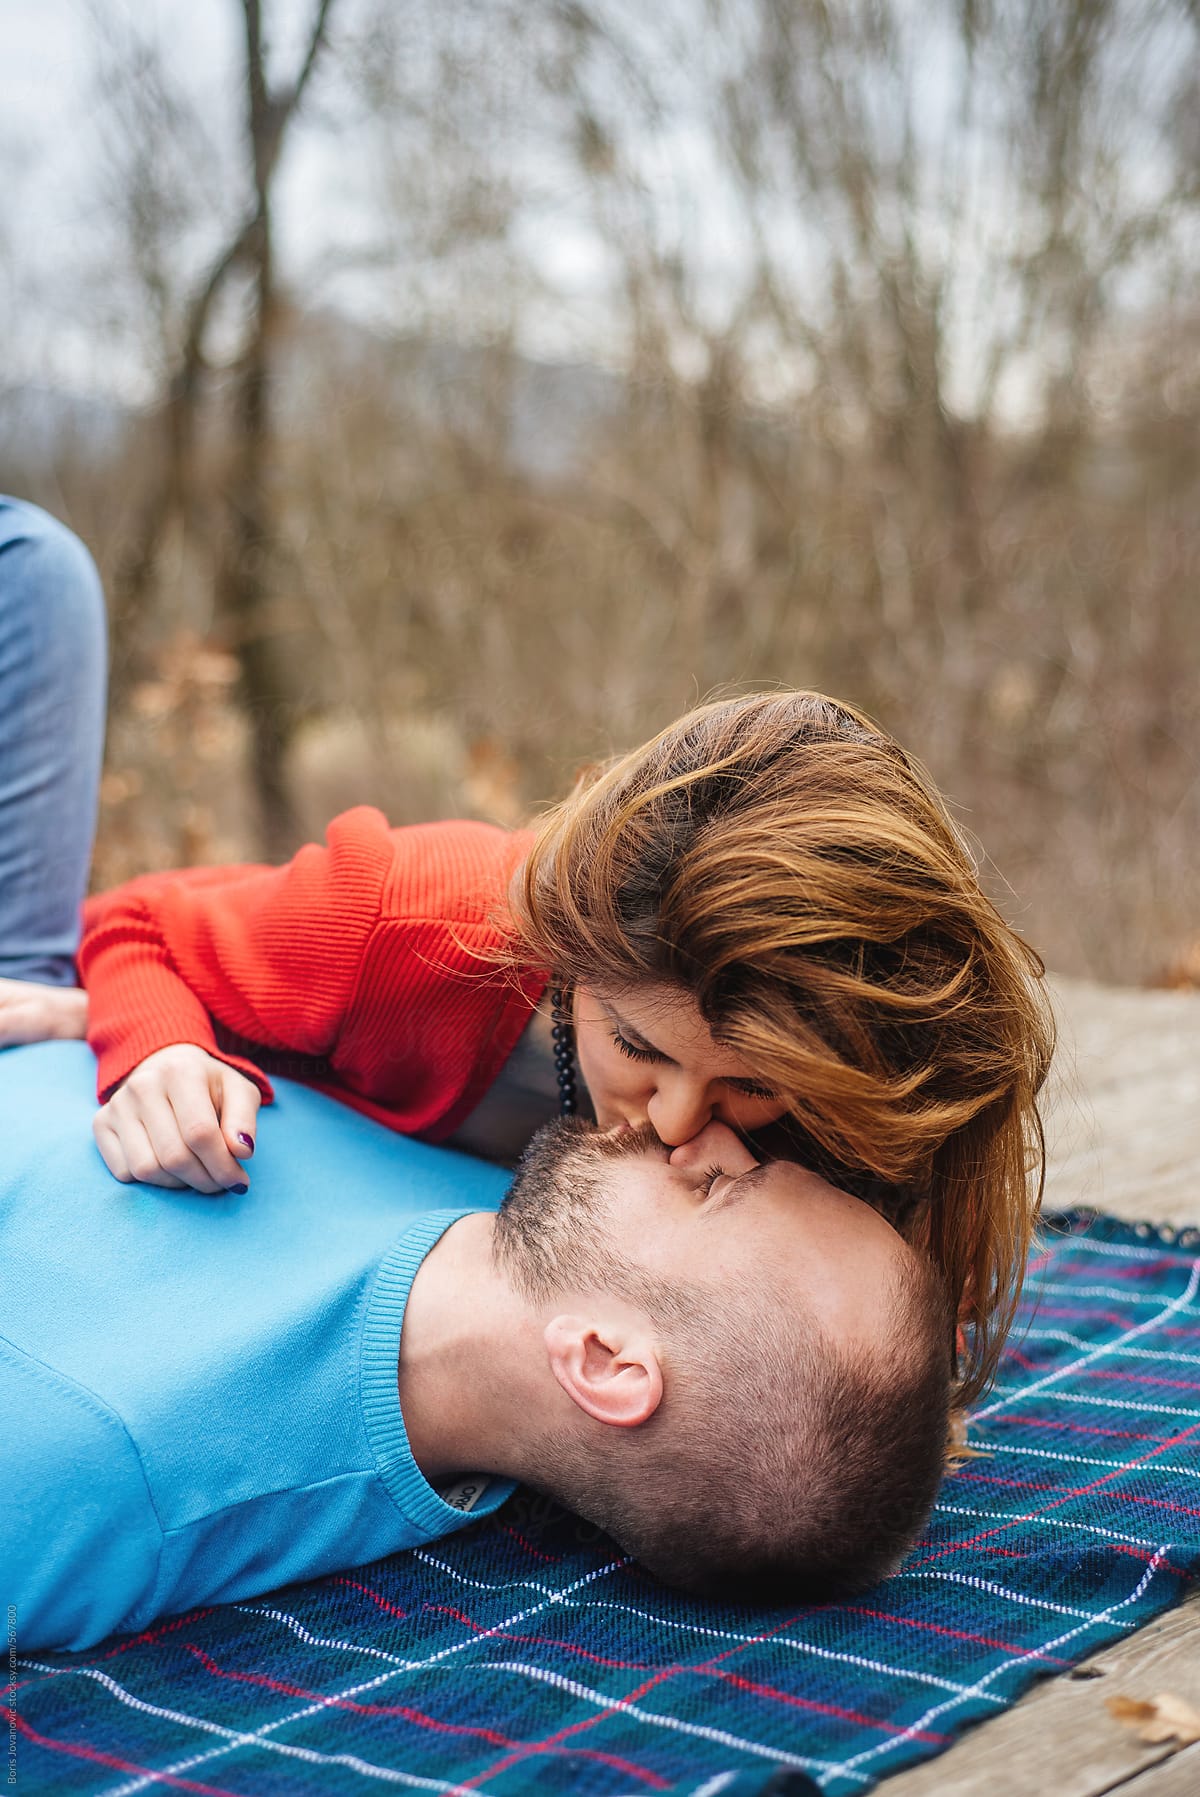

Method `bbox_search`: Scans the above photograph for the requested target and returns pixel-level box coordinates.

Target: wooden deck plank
[871,978,1200,1795]
[1108,1744,1200,1797]
[874,1590,1200,1797]
[1042,978,1200,1226]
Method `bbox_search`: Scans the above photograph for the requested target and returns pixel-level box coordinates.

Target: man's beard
[493,1117,662,1302]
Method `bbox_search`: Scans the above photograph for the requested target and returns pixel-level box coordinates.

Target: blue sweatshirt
[0,1042,514,1650]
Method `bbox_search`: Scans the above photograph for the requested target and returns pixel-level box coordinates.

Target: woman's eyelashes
[729,1079,778,1102]
[609,1026,777,1102]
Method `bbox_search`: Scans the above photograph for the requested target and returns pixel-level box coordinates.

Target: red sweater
[78,810,548,1142]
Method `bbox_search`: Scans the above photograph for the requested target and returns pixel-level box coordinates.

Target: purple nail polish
[228,1182,249,1195]
[237,1132,255,1152]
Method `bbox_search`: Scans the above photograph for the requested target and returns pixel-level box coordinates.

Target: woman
[0,500,1053,1402]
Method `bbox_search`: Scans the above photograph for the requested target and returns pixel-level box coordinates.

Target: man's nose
[645,1080,716,1149]
[668,1118,759,1173]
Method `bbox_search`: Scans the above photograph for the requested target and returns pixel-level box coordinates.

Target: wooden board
[871,978,1200,1796]
[1041,978,1200,1228]
[1116,1744,1200,1797]
[876,1590,1200,1797]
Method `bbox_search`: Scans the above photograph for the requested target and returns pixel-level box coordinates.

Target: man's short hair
[495,1118,953,1602]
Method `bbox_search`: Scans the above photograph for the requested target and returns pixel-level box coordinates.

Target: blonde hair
[509,691,1054,1402]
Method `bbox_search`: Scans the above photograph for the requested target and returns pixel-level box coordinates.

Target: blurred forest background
[1,0,1196,984]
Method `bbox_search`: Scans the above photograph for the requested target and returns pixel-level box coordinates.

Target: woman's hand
[0,977,88,1046]
[93,1043,261,1195]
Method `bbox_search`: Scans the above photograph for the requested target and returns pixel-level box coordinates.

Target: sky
[0,0,1192,423]
[0,0,1020,412]
[0,0,620,399]
[0,0,389,396]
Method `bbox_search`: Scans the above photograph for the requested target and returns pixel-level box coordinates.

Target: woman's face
[572,983,788,1147]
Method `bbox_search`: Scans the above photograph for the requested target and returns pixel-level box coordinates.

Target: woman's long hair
[508,691,1055,1403]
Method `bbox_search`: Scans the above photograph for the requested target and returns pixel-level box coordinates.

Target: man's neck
[397,1211,539,1486]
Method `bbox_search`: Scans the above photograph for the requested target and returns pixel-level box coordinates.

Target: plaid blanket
[12,1209,1200,1797]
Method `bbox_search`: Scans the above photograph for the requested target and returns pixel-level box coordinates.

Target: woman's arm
[79,807,397,1102]
[76,809,541,1192]
[77,807,397,1191]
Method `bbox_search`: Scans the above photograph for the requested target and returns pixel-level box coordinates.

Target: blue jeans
[0,497,107,985]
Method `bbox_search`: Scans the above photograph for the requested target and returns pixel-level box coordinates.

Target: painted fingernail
[237,1133,255,1152]
[228,1182,249,1195]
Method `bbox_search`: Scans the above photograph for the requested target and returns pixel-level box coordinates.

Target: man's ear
[543,1312,664,1428]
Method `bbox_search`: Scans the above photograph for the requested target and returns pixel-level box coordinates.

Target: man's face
[500,1116,908,1352]
[600,1121,908,1349]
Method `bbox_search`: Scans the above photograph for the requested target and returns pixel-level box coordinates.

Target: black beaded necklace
[550,984,578,1115]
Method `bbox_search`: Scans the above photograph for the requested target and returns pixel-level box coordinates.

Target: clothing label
[439,1476,492,1513]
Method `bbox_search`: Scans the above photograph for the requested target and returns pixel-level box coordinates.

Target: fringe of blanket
[1042,1208,1200,1249]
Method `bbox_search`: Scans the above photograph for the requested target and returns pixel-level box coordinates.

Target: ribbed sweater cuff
[84,955,277,1106]
[90,1027,275,1106]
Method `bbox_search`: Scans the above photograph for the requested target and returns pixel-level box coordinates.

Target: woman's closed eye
[611,1027,663,1065]
[725,1077,778,1101]
[610,1027,776,1101]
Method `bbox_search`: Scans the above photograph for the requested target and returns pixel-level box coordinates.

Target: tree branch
[287,0,337,116]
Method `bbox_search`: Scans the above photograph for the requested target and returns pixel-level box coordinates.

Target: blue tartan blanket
[12,1209,1200,1796]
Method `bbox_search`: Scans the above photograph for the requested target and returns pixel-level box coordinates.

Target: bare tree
[11,0,1196,977]
[97,0,338,852]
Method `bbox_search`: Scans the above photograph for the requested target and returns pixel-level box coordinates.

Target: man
[2,1043,951,1652]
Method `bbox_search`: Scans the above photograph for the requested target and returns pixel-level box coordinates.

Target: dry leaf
[1106,1692,1200,1746]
